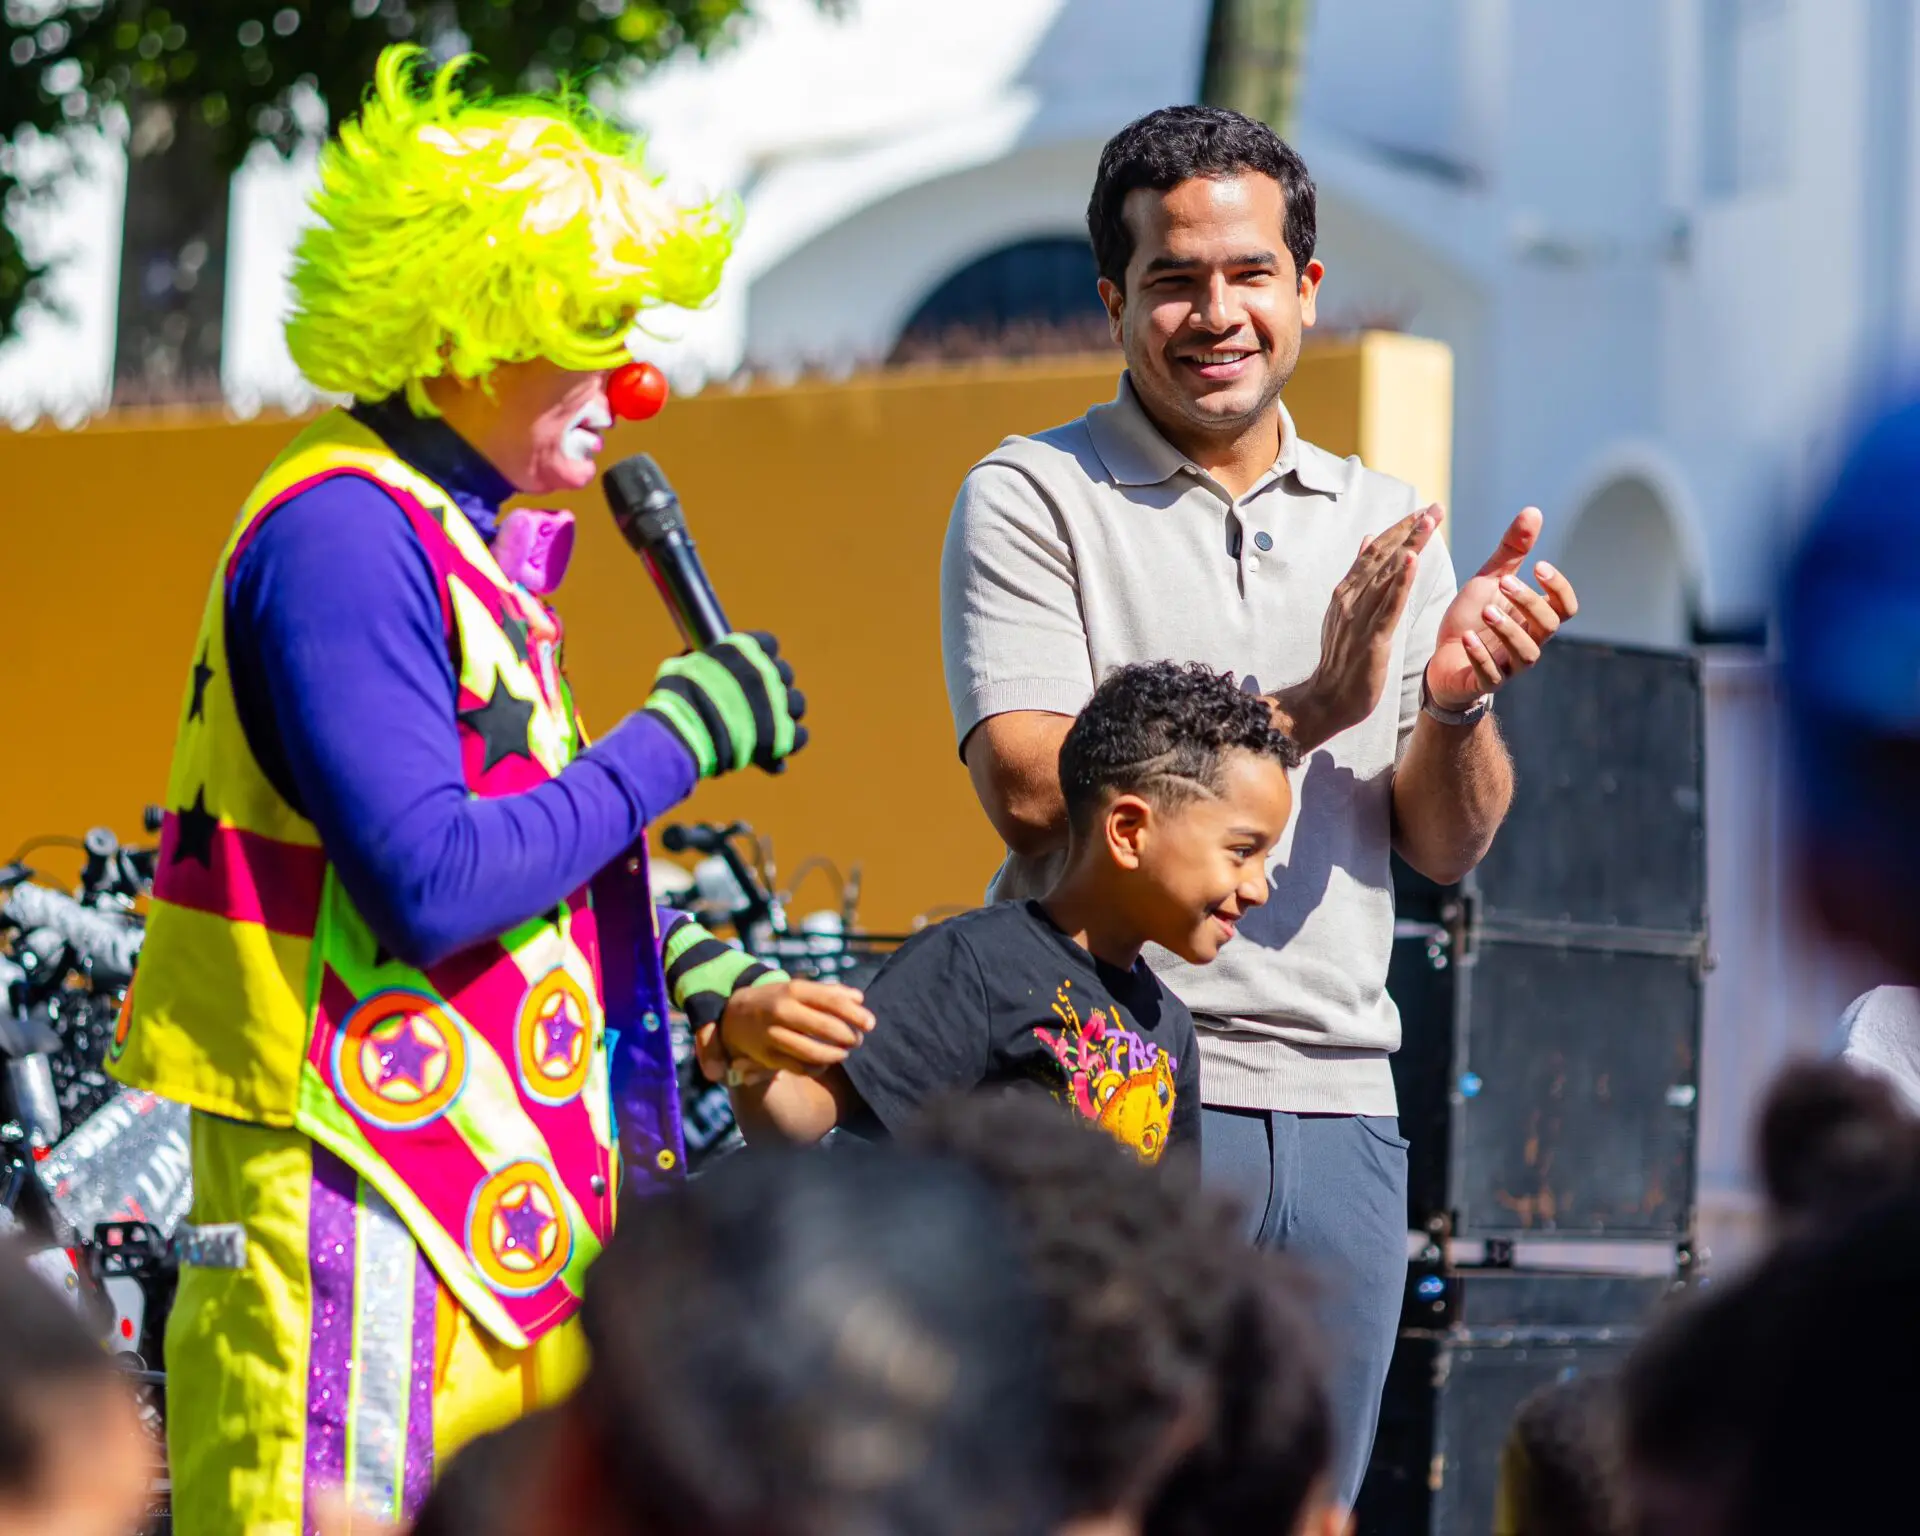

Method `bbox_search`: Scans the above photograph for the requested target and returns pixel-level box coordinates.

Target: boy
[735,661,1299,1162]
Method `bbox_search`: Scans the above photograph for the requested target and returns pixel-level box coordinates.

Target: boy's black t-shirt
[840,900,1201,1164]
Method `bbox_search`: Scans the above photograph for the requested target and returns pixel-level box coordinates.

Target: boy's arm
[728,1066,868,1144]
[732,920,994,1143]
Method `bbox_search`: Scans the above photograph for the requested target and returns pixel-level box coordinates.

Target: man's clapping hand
[1271,505,1441,751]
[1425,507,1579,710]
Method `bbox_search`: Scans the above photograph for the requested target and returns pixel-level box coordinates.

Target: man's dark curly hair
[1060,660,1301,835]
[905,1091,1330,1530]
[1087,105,1317,289]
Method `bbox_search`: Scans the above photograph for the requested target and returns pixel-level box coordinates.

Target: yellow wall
[0,336,1450,928]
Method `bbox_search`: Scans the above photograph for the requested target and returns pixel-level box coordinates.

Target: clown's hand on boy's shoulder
[659,907,872,1082]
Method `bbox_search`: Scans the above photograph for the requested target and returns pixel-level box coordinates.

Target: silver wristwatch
[1420,674,1493,727]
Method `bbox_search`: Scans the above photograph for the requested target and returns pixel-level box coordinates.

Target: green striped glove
[643,631,808,778]
[660,908,787,1031]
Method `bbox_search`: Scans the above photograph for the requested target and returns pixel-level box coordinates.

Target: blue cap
[1782,395,1920,730]
[1783,395,1920,856]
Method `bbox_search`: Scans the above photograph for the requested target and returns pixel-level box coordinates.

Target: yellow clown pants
[165,1114,587,1536]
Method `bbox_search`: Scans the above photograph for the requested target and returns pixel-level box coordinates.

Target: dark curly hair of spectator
[570,1145,1057,1536]
[1059,660,1301,836]
[1495,1374,1629,1536]
[1755,1058,1920,1238]
[1087,105,1317,289]
[0,1241,122,1498]
[1624,1187,1920,1536]
[905,1090,1330,1532]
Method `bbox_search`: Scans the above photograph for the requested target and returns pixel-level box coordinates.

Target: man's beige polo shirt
[939,373,1456,1115]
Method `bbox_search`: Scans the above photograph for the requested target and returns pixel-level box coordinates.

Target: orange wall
[0,338,1449,927]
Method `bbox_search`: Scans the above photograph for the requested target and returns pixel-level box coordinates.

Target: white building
[1290,0,1900,1258]
[3,0,1896,1255]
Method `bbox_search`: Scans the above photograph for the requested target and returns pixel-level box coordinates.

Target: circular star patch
[515,969,595,1107]
[465,1160,572,1297]
[331,990,468,1132]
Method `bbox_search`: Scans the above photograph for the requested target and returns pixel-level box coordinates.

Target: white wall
[744,138,1101,368]
[1294,0,1920,1250]
[0,131,122,425]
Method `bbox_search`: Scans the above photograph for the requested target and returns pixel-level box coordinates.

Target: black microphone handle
[639,524,732,649]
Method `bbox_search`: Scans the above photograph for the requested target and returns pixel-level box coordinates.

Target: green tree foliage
[0,1,789,357]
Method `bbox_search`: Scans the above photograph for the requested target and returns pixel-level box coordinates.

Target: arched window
[1558,476,1694,648]
[890,237,1109,361]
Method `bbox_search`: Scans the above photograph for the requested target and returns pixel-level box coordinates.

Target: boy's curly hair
[1059,661,1302,834]
[905,1090,1329,1529]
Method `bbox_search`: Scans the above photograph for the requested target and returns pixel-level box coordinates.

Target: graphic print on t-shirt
[1034,979,1177,1164]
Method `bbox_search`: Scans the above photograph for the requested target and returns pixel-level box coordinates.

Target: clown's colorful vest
[112,410,671,1348]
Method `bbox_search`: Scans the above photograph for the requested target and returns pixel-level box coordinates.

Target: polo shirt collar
[1087,371,1351,497]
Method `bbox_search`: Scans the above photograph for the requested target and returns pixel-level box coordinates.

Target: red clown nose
[608,361,669,421]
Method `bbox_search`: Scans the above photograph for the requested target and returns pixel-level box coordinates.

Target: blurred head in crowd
[1620,1262,1779,1536]
[1492,1374,1628,1536]
[905,1091,1339,1536]
[1781,395,1920,980]
[285,44,733,493]
[409,1408,557,1536]
[1755,1057,1920,1242]
[1623,1186,1920,1536]
[1059,661,1299,966]
[0,1244,152,1536]
[1088,105,1321,457]
[542,1144,1057,1536]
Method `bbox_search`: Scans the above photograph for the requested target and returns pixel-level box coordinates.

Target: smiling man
[940,106,1579,1504]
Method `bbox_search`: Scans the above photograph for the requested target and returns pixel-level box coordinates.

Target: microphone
[602,454,731,648]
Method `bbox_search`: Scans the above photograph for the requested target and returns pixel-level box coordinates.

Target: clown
[111,47,874,1534]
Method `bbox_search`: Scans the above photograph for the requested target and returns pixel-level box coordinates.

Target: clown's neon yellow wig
[286,45,734,412]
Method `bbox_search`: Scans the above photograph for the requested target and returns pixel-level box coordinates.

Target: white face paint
[559,395,615,464]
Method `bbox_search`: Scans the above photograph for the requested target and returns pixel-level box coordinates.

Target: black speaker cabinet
[1389,641,1706,1242]
[1355,1268,1671,1536]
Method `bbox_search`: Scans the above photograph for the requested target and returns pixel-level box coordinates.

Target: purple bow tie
[492,508,576,595]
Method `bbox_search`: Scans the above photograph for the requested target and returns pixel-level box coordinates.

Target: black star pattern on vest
[501,615,531,667]
[171,787,218,868]
[461,676,537,771]
[188,648,215,723]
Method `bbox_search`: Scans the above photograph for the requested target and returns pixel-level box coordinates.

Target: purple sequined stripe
[303,1145,360,1536]
[401,1248,438,1517]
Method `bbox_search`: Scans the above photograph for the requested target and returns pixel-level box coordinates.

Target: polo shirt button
[1253,531,1273,551]
[1246,555,1262,573]
[590,1174,607,1195]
